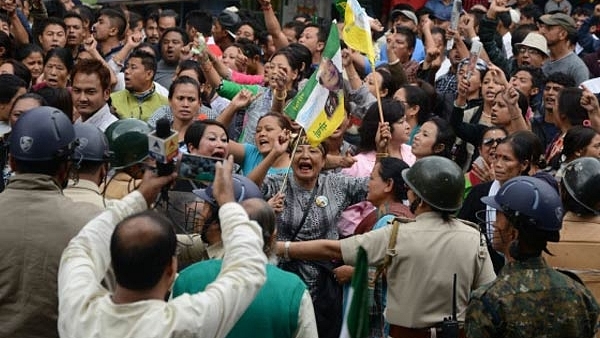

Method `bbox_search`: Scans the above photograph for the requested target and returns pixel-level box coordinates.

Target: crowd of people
[1,0,600,337]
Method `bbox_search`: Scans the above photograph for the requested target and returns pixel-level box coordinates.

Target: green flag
[339,246,369,338]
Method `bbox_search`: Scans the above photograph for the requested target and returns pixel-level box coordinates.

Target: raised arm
[258,0,290,50]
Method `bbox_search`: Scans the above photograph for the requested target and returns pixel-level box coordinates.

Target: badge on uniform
[315,195,328,208]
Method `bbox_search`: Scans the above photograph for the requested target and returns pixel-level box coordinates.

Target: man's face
[393,15,417,32]
[158,16,177,38]
[93,14,114,42]
[160,31,184,65]
[543,81,564,121]
[39,24,66,52]
[573,14,589,30]
[71,72,110,120]
[145,18,160,44]
[124,57,151,92]
[510,70,537,97]
[64,17,86,47]
[0,87,26,121]
[538,23,564,47]
[298,26,323,56]
[516,46,546,68]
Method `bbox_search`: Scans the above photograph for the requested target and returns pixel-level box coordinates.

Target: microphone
[148,118,179,176]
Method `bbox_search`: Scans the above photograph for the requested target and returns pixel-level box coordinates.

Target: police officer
[64,124,112,208]
[0,107,101,338]
[277,156,495,338]
[466,176,600,338]
[547,157,600,303]
[103,118,152,199]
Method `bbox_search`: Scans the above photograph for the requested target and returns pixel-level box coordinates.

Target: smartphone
[177,153,222,182]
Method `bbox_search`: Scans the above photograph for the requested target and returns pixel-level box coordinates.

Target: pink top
[231,71,265,85]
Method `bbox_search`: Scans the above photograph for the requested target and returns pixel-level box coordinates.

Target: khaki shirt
[340,211,495,328]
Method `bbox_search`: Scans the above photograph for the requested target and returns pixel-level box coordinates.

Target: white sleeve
[293,290,318,338]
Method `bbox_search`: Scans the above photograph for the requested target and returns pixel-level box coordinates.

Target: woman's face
[190,124,229,158]
[270,54,298,88]
[411,121,439,159]
[366,163,390,206]
[481,71,503,104]
[457,64,482,96]
[10,97,42,126]
[0,63,14,75]
[479,129,507,164]
[582,133,600,158]
[293,144,325,184]
[493,142,528,184]
[222,46,244,72]
[43,56,69,88]
[364,71,384,97]
[22,51,44,80]
[490,93,512,126]
[391,116,411,144]
[170,83,200,123]
[255,116,283,155]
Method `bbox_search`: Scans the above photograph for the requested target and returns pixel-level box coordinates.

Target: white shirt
[58,191,267,338]
[74,104,118,132]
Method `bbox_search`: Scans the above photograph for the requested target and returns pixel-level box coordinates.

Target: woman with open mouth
[37,47,73,89]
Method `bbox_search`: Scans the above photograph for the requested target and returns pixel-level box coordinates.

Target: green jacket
[110,89,168,122]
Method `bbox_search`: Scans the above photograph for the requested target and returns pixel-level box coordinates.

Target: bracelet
[275,90,287,101]
[284,241,291,259]
[376,152,389,158]
[454,101,468,109]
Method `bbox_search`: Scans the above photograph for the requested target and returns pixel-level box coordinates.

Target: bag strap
[374,216,413,281]
[290,182,320,241]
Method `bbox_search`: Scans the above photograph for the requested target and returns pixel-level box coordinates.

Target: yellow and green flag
[343,0,375,65]
[284,22,344,146]
[339,246,370,338]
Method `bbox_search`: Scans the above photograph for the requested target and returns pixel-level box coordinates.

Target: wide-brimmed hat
[515,32,549,56]
[539,13,576,34]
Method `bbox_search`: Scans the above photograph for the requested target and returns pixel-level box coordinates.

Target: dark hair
[359,99,406,152]
[283,20,305,41]
[15,43,45,62]
[159,9,179,26]
[185,10,213,36]
[399,84,431,125]
[257,112,293,131]
[34,86,73,121]
[44,47,75,72]
[128,49,157,74]
[12,92,47,109]
[168,75,200,100]
[111,211,177,291]
[0,31,13,59]
[1,59,32,86]
[63,11,84,24]
[378,157,410,201]
[71,58,111,91]
[520,4,543,21]
[99,8,128,40]
[545,71,576,88]
[241,199,276,253]
[427,116,456,159]
[394,26,416,51]
[374,66,398,98]
[73,4,94,30]
[176,59,203,82]
[497,11,512,29]
[13,158,64,176]
[34,17,67,45]
[479,126,508,147]
[562,126,599,161]
[512,66,545,94]
[132,42,157,59]
[430,27,447,47]
[282,43,313,80]
[184,120,229,152]
[159,27,190,47]
[144,10,159,26]
[128,11,143,30]
[0,74,27,104]
[236,21,259,41]
[557,87,588,127]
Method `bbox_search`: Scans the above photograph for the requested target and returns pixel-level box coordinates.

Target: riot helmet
[104,119,151,169]
[562,157,600,214]
[73,124,111,164]
[193,174,263,207]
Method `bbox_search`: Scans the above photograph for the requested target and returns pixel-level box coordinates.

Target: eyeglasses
[518,47,543,56]
[482,137,505,146]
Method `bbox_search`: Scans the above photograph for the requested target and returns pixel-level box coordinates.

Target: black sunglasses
[482,137,505,146]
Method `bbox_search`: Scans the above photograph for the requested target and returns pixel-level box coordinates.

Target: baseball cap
[431,10,451,22]
[217,9,240,39]
[515,32,549,56]
[391,9,418,26]
[538,13,576,34]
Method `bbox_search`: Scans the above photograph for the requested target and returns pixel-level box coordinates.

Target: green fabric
[217,80,259,100]
[110,90,168,122]
[173,260,306,338]
[341,246,369,338]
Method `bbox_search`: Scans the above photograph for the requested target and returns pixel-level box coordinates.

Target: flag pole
[278,128,304,195]
[372,61,385,124]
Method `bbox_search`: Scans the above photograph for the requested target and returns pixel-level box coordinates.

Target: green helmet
[104,119,151,170]
[401,156,465,211]
[563,157,600,214]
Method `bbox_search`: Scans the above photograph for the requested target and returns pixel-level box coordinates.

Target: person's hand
[271,129,291,156]
[0,0,17,16]
[125,31,143,48]
[212,155,236,206]
[180,42,194,61]
[456,75,470,104]
[235,47,248,71]
[137,169,177,206]
[339,152,357,168]
[503,85,519,107]
[369,18,384,33]
[422,15,434,32]
[230,88,259,110]
[488,0,510,19]
[82,36,97,52]
[267,192,285,213]
[580,84,600,113]
[270,67,288,91]
[472,158,495,182]
[341,48,353,69]
[333,265,354,285]
[375,121,391,153]
[488,64,508,88]
[459,14,476,39]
